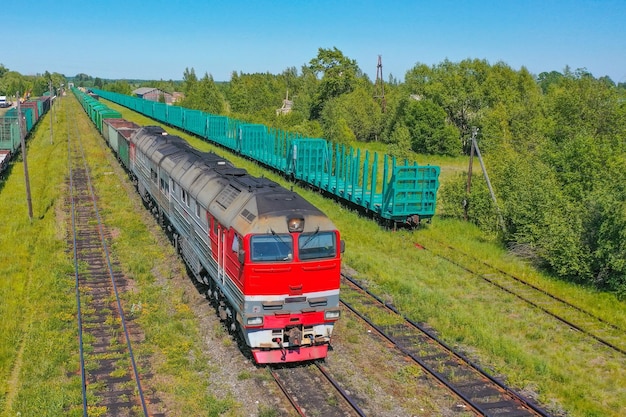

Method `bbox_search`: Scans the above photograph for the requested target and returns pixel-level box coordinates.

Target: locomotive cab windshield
[298,230,336,260]
[250,234,293,262]
[249,231,338,263]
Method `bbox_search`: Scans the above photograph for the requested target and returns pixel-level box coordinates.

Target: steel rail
[342,273,552,417]
[67,96,89,417]
[69,96,149,416]
[269,368,307,416]
[315,362,367,417]
[415,241,626,356]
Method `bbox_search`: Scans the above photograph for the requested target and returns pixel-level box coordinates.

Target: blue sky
[3,1,625,83]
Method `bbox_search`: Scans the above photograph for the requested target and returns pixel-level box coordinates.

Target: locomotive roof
[132,126,336,235]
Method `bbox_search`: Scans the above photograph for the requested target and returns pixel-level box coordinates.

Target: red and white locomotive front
[127,126,342,364]
[234,194,342,363]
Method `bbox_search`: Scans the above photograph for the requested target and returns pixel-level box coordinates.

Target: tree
[197,73,225,114]
[49,73,66,92]
[31,76,49,96]
[541,72,625,147]
[291,65,319,123]
[440,68,626,294]
[226,72,282,116]
[308,47,361,119]
[537,70,564,93]
[0,71,28,97]
[181,72,225,115]
[479,65,544,153]
[386,123,413,160]
[182,67,198,98]
[105,80,132,95]
[319,86,382,143]
[384,97,460,155]
[404,59,544,155]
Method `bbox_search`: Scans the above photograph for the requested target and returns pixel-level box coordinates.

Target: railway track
[415,238,626,356]
[66,98,151,417]
[341,273,551,417]
[270,362,366,417]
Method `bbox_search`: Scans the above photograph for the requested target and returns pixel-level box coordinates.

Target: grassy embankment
[105,99,626,417]
[0,96,281,417]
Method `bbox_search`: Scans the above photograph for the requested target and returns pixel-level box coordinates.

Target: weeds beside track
[66,95,152,417]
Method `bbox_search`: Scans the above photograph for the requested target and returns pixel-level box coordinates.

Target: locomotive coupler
[287,327,302,346]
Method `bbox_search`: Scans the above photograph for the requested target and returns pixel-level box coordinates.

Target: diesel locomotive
[76,88,344,363]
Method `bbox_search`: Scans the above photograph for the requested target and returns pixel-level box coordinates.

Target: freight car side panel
[0,117,20,153]
[167,105,184,129]
[153,102,168,123]
[103,119,140,169]
[182,109,207,137]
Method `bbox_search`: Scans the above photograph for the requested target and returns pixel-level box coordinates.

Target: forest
[0,64,65,99]
[2,48,625,297]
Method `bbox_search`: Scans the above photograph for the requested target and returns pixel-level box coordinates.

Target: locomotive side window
[250,235,293,262]
[181,188,189,207]
[160,177,169,194]
[298,232,336,260]
[232,233,240,252]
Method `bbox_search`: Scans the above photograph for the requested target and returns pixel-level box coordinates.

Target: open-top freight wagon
[0,96,51,175]
[91,88,440,228]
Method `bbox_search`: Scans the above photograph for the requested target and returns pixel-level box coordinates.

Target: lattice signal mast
[375,55,386,113]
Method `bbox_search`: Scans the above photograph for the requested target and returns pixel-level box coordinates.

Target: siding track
[341,273,552,417]
[271,362,366,417]
[66,96,151,417]
[416,239,626,356]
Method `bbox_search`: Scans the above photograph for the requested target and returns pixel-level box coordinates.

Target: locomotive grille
[240,208,256,223]
[215,184,241,209]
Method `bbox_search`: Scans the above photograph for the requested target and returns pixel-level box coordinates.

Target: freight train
[0,95,52,174]
[73,87,343,364]
[90,88,441,228]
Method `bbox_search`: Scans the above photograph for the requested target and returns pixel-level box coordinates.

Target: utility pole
[375,55,386,113]
[469,128,506,233]
[464,128,475,221]
[49,80,53,144]
[17,92,33,221]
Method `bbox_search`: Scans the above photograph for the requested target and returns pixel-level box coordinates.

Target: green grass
[68,97,242,416]
[167,105,626,414]
[102,99,626,416]
[0,99,82,416]
[0,96,252,416]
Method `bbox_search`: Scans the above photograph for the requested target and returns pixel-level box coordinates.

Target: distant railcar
[0,96,51,175]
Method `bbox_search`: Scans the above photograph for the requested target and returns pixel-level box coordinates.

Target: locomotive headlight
[246,315,264,327]
[287,216,304,233]
[324,309,341,320]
